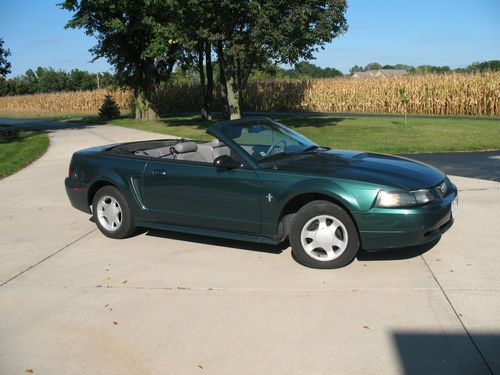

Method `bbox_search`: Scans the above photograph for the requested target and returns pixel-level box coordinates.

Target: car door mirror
[214,155,241,170]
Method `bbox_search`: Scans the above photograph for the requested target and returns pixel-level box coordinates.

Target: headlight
[375,189,434,208]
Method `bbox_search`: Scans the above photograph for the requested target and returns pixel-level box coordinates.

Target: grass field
[0,126,49,179]
[64,114,500,154]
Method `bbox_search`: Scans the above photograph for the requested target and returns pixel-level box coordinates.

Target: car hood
[274,150,445,190]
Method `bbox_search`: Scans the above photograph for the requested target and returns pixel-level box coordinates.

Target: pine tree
[98,94,120,119]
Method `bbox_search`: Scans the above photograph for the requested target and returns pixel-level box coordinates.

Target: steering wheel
[266,139,287,156]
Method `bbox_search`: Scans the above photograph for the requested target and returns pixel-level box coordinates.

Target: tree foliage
[61,0,187,120]
[175,0,216,120]
[60,0,348,120]
[463,60,500,73]
[281,62,343,79]
[364,62,382,71]
[0,67,117,96]
[0,38,12,78]
[98,93,121,119]
[207,0,348,118]
[349,60,500,76]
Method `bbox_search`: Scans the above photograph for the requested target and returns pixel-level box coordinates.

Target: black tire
[92,185,136,239]
[289,200,359,269]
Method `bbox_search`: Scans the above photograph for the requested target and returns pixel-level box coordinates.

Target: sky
[0,0,499,77]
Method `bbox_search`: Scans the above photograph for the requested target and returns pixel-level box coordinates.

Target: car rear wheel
[92,186,135,239]
[289,200,359,269]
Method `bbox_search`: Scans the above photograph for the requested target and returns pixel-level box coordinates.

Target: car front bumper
[354,190,457,251]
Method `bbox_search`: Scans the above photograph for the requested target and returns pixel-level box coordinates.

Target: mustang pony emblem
[266,193,273,202]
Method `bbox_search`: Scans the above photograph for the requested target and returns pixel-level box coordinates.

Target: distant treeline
[350,60,500,74]
[0,67,118,96]
[174,61,344,84]
[0,62,342,97]
[2,60,499,97]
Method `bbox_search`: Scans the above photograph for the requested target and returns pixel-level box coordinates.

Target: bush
[98,94,120,119]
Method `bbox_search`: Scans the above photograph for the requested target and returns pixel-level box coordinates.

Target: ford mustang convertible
[65,117,458,268]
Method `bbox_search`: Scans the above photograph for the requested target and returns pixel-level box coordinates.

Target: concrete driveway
[0,124,499,375]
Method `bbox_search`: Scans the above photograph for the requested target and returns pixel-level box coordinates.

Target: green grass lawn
[64,114,500,154]
[0,126,49,179]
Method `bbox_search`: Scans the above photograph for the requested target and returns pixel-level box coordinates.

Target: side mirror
[214,155,241,170]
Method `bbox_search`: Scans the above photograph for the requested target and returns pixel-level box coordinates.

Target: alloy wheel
[300,215,349,261]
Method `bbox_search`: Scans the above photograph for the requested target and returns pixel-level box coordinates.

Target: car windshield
[216,119,320,162]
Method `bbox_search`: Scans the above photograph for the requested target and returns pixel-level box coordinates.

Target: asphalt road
[0,122,499,374]
[400,151,500,182]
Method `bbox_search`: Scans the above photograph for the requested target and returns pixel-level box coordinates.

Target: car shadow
[91,215,440,261]
[356,238,440,261]
[144,229,287,255]
[0,119,104,133]
[144,228,439,261]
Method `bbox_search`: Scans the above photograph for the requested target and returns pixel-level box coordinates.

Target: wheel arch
[277,192,361,245]
[87,179,119,207]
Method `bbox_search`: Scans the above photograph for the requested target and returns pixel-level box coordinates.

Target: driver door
[141,159,261,234]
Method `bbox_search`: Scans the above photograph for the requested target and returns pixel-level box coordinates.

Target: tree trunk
[197,42,209,121]
[218,63,230,120]
[226,75,241,120]
[216,40,230,120]
[134,60,159,121]
[204,42,213,121]
[134,88,158,121]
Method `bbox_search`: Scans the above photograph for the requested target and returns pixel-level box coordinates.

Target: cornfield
[0,89,133,116]
[243,72,500,116]
[0,72,499,116]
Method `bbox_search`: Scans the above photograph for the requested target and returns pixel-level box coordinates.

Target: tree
[36,67,70,92]
[349,64,363,75]
[69,69,98,91]
[415,65,451,74]
[364,62,382,71]
[61,0,186,121]
[393,64,414,71]
[466,60,500,72]
[0,66,118,97]
[0,38,12,78]
[98,93,121,119]
[98,72,119,88]
[208,0,348,119]
[282,62,343,79]
[0,78,8,96]
[178,0,216,120]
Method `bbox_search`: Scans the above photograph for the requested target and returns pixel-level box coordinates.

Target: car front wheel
[92,185,136,239]
[289,200,359,269]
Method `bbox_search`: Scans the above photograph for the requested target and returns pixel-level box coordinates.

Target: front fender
[258,173,364,239]
[277,179,361,214]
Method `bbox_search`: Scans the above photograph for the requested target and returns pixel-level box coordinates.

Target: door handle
[153,169,168,176]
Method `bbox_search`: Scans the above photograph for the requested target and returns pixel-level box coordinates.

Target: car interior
[110,138,238,164]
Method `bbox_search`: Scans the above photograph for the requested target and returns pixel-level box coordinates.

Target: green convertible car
[65,117,458,268]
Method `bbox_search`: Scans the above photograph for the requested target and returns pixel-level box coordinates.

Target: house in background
[352,69,408,78]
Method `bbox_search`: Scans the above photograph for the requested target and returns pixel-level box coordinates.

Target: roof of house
[352,69,408,78]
